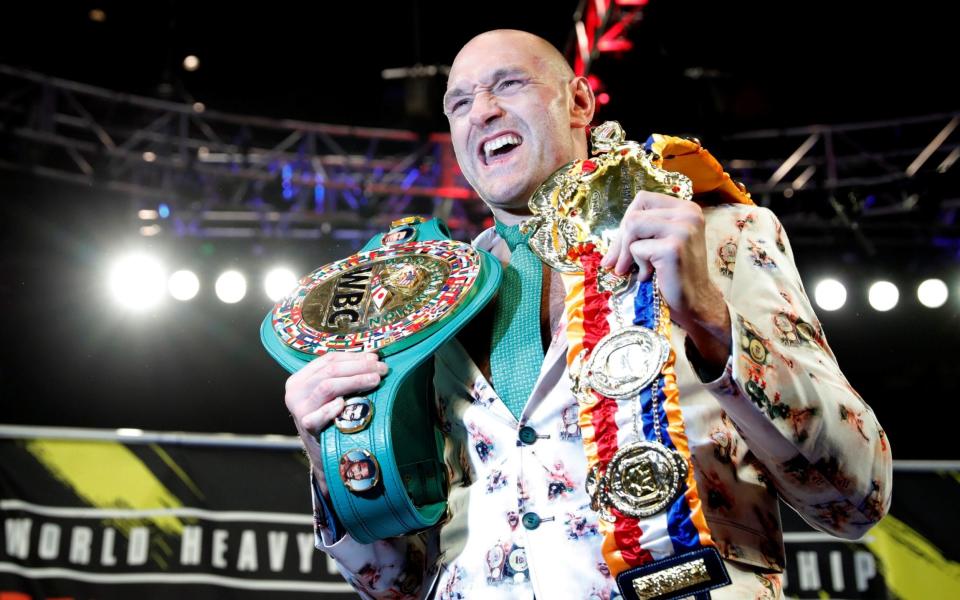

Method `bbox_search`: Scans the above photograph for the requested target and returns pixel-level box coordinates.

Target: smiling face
[444,30,594,218]
[346,460,371,480]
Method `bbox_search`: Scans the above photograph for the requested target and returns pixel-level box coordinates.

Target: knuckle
[297,416,311,433]
[315,379,336,399]
[283,393,298,414]
[688,209,704,228]
[325,362,345,378]
[310,353,332,371]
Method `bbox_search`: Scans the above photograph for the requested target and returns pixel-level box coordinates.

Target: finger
[303,356,388,387]
[288,351,378,389]
[629,190,686,210]
[625,200,704,237]
[624,238,675,278]
[611,216,671,275]
[603,200,692,264]
[308,372,382,406]
[616,241,654,277]
[601,234,621,269]
[301,396,345,433]
[616,215,694,276]
[615,230,635,275]
[622,205,688,220]
[625,253,652,282]
[619,214,688,243]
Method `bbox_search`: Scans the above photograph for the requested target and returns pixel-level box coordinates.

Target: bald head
[450,30,574,86]
[443,29,595,218]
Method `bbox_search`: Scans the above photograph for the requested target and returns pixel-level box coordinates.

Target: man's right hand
[284,351,388,497]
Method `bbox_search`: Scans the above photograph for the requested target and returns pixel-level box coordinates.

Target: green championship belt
[260,218,502,543]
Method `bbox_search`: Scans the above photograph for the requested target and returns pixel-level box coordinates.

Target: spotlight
[183,55,200,72]
[215,271,246,304]
[917,279,948,308]
[109,254,165,309]
[168,270,200,301]
[868,281,899,312]
[814,279,846,311]
[264,268,298,301]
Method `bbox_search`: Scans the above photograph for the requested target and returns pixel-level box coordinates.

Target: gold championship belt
[521,121,694,519]
[522,121,692,291]
[522,122,733,600]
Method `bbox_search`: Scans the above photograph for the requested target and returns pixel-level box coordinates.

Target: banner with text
[0,437,355,599]
[1,436,958,599]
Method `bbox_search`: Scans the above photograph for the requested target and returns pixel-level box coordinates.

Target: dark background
[1,1,956,458]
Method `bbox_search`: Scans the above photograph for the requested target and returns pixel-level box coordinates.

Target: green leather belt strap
[260,218,502,542]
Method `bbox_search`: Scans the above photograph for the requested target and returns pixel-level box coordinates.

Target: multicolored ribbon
[562,248,714,576]
[537,129,754,585]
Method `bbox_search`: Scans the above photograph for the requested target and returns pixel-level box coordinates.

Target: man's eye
[497,79,524,92]
[449,98,470,114]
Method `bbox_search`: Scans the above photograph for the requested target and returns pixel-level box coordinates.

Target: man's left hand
[600,191,732,372]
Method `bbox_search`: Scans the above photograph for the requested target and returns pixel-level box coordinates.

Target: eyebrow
[443,67,529,104]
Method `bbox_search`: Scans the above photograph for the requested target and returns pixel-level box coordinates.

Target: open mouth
[479,133,523,165]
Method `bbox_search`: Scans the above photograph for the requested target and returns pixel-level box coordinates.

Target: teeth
[483,134,522,159]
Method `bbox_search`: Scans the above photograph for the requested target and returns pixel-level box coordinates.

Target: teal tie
[491,221,545,419]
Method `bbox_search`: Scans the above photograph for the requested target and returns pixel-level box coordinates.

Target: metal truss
[0,64,485,242]
[716,112,960,255]
[720,112,959,196]
[1,64,957,255]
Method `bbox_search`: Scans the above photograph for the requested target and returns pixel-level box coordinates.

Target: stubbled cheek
[450,143,472,167]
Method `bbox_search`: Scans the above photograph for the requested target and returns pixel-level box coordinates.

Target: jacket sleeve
[310,472,441,599]
[693,204,892,539]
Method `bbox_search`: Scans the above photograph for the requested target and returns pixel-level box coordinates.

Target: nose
[468,90,503,127]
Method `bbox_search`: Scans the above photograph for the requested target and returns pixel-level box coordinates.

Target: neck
[490,207,529,227]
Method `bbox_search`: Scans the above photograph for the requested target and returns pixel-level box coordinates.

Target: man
[340,402,368,423]
[284,30,891,599]
[342,456,375,481]
[337,397,372,423]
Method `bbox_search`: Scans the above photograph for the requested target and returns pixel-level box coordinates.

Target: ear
[568,76,596,129]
